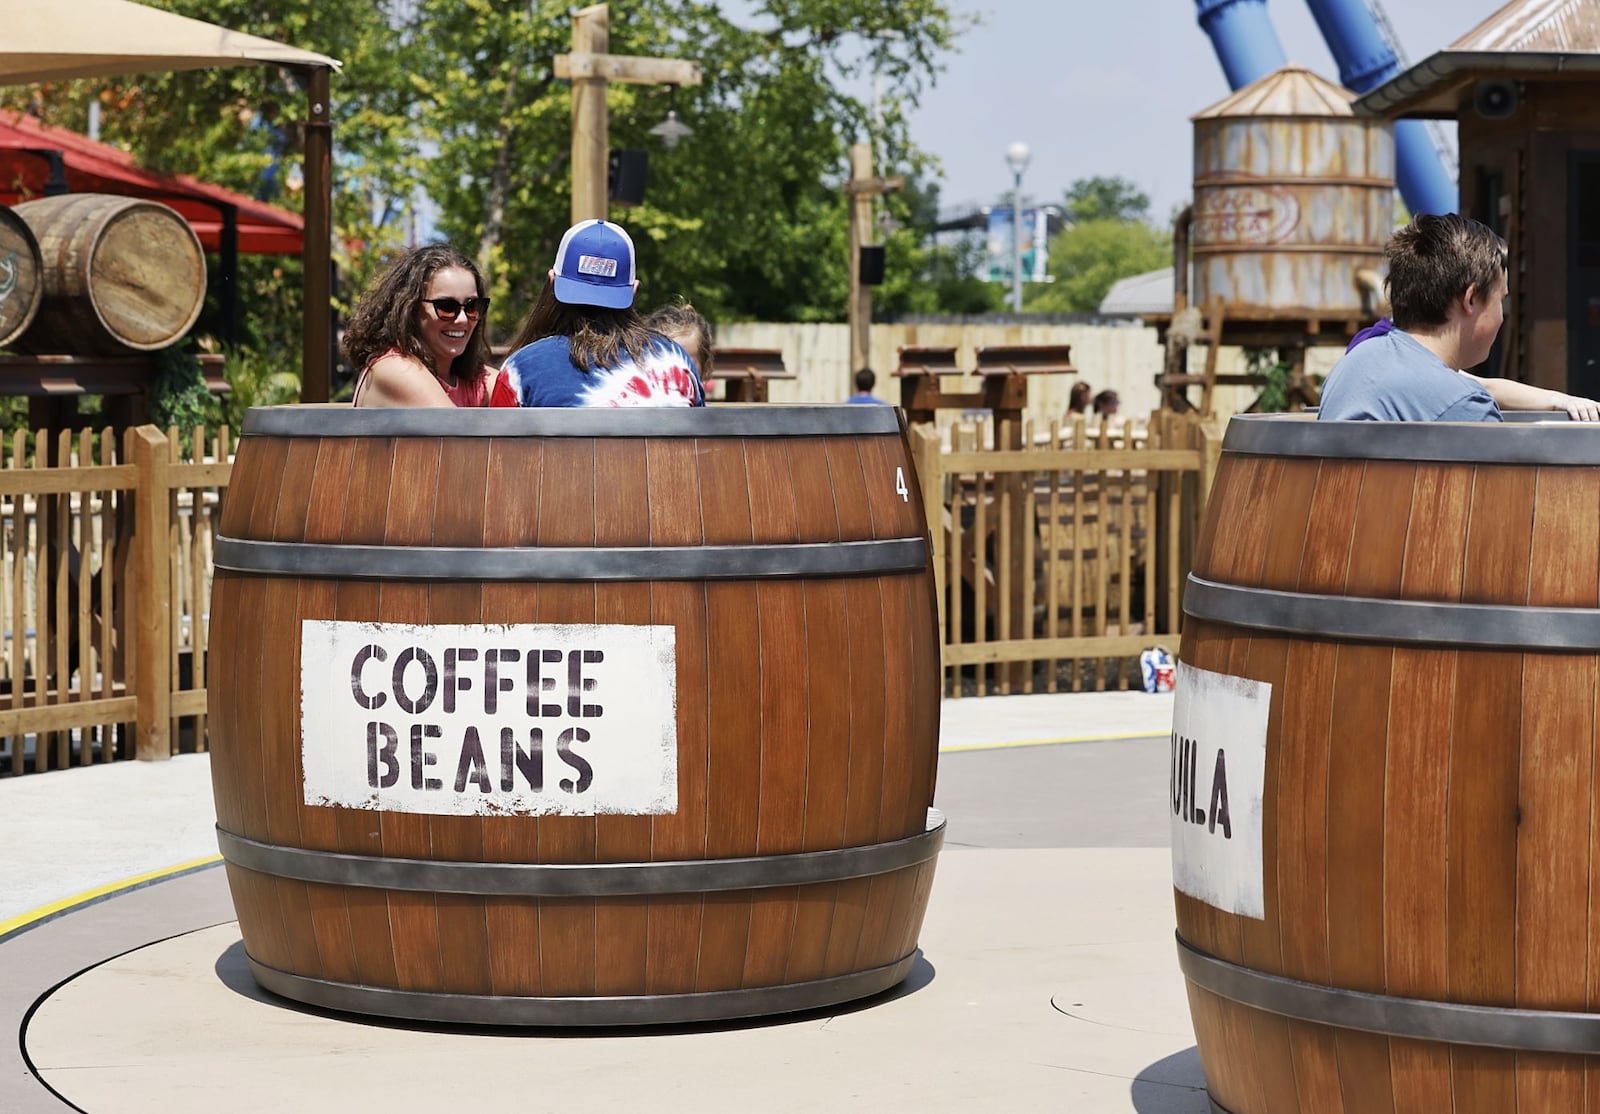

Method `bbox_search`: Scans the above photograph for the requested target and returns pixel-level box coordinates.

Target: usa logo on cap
[552,220,637,309]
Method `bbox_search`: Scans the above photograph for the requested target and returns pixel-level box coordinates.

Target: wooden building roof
[1355,0,1600,118]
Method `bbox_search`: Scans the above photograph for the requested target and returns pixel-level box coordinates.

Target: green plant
[218,346,301,431]
[1244,347,1292,412]
[151,345,220,450]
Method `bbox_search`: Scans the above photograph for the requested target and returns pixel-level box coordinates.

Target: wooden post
[300,65,333,403]
[557,4,702,225]
[130,425,171,761]
[569,4,609,224]
[848,143,873,376]
[911,422,946,648]
[843,146,903,381]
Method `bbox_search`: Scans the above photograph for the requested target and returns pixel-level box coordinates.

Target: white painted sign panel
[1169,661,1270,919]
[300,620,678,816]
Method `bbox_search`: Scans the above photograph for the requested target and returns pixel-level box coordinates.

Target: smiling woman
[343,244,506,408]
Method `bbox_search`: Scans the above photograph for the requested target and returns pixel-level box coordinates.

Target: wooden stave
[208,420,941,1016]
[0,206,43,348]
[1177,440,1600,1112]
[11,193,206,355]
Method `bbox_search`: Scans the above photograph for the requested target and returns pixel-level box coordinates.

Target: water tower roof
[1191,65,1355,121]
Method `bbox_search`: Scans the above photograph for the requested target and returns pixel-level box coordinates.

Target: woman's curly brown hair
[342,244,491,386]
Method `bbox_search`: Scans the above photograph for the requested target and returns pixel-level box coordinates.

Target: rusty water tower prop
[1160,66,1396,413]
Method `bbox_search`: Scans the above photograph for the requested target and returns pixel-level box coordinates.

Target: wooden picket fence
[0,410,1223,775]
[909,410,1222,696]
[0,423,228,775]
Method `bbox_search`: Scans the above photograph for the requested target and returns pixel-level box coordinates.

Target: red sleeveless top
[353,347,503,407]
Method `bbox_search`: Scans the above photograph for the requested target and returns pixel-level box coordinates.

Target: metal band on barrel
[213,536,928,581]
[1178,933,1600,1053]
[1222,411,1597,464]
[1184,574,1600,650]
[246,952,919,1027]
[217,809,944,896]
[243,404,903,438]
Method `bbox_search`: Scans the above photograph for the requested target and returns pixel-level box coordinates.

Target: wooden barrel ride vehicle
[1173,411,1600,1113]
[208,404,944,1026]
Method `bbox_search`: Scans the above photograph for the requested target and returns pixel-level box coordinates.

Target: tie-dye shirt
[505,335,705,408]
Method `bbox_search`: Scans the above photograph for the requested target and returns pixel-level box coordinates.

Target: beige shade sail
[0,0,339,84]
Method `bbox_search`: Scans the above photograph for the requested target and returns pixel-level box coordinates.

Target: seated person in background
[847,367,887,404]
[504,220,704,408]
[643,299,715,396]
[1092,389,1121,419]
[1319,213,1600,421]
[345,244,501,407]
[1067,380,1093,417]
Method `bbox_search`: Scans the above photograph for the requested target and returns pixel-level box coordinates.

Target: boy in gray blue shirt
[1320,213,1599,421]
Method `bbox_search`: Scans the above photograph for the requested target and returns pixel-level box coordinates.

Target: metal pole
[1011,170,1024,312]
[301,65,332,403]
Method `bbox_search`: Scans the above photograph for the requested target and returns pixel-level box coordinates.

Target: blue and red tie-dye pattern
[504,336,705,408]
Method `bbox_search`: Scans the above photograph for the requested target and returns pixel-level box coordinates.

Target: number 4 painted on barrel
[895,467,909,502]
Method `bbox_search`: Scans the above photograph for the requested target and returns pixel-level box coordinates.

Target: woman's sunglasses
[423,297,490,320]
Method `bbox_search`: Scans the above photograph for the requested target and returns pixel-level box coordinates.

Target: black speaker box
[608,149,648,206]
[859,245,886,286]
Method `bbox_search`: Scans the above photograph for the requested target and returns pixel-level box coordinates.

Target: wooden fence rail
[910,410,1222,697]
[0,423,227,775]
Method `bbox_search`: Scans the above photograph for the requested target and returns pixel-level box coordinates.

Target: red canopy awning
[0,109,303,254]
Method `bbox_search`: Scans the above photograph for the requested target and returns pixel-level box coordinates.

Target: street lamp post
[1005,141,1031,313]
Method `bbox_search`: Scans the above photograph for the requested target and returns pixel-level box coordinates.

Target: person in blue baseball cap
[501,219,705,407]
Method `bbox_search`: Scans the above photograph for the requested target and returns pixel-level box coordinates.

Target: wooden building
[1357,0,1600,393]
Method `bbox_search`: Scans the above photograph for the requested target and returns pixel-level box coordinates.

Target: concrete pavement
[2,689,1199,1114]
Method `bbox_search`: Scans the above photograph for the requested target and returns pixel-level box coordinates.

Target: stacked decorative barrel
[0,194,205,353]
[208,404,945,1025]
[1176,412,1600,1112]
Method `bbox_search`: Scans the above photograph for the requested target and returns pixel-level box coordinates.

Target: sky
[901,0,1510,222]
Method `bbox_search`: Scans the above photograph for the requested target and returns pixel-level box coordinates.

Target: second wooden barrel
[1174,413,1600,1112]
[0,206,43,348]
[208,404,943,1025]
[12,193,205,354]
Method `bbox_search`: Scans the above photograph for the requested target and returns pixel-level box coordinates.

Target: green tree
[1026,218,1171,314]
[1062,175,1151,224]
[412,0,967,330]
[7,0,970,358]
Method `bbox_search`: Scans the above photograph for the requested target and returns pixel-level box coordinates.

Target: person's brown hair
[642,300,715,380]
[1068,381,1093,414]
[1384,213,1507,331]
[342,244,491,386]
[508,279,657,373]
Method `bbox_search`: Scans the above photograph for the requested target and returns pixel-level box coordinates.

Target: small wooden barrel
[208,404,943,1025]
[0,206,43,348]
[1175,412,1600,1113]
[12,193,206,354]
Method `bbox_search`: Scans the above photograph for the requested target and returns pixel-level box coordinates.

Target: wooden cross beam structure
[843,143,903,376]
[555,4,702,225]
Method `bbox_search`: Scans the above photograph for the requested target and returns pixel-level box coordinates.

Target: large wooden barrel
[208,404,944,1026]
[1173,412,1600,1112]
[0,206,43,348]
[12,193,205,354]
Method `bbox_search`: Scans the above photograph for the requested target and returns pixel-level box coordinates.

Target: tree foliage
[1026,218,1171,314]
[1061,175,1151,224]
[7,0,975,370]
